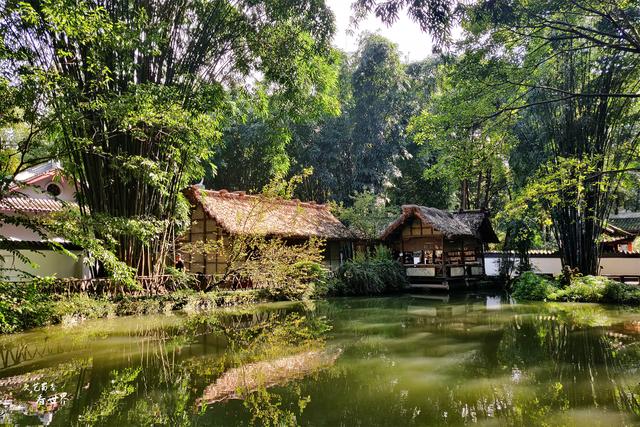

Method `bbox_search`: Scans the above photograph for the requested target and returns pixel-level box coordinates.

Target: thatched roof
[380,205,499,243]
[185,186,355,240]
[454,211,500,243]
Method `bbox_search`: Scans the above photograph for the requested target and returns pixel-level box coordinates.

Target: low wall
[0,250,89,280]
[484,252,640,277]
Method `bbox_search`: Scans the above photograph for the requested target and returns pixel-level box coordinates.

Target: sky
[325,0,436,63]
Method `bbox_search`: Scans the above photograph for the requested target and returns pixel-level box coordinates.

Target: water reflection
[0,295,639,425]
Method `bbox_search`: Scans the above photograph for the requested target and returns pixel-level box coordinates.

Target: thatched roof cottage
[181,186,356,274]
[381,205,499,288]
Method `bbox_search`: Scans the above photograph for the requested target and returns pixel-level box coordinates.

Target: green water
[1,294,640,426]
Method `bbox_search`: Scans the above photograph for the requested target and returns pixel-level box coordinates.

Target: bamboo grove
[1,0,639,277]
[1,0,335,275]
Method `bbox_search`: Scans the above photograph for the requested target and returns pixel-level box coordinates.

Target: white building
[0,161,89,280]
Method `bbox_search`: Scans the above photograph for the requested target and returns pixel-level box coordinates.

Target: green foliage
[0,280,51,333]
[335,192,400,239]
[79,368,141,424]
[549,276,640,304]
[333,246,408,295]
[0,277,269,334]
[512,273,640,305]
[288,35,440,204]
[1,0,337,276]
[511,272,558,301]
[51,294,116,325]
[45,209,138,288]
[164,267,198,290]
[238,237,328,301]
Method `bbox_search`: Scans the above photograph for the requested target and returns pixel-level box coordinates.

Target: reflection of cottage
[381,206,499,289]
[197,349,341,405]
[0,161,87,279]
[182,186,356,274]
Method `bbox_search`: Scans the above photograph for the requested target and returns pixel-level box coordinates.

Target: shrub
[51,294,116,325]
[333,246,408,296]
[511,272,557,301]
[231,237,328,301]
[0,280,52,333]
[548,275,609,302]
[511,272,640,305]
[550,276,640,304]
[164,267,199,290]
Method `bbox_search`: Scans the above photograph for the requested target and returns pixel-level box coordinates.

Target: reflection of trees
[305,297,640,425]
[61,304,331,426]
[0,302,332,426]
[198,349,341,405]
[490,304,640,422]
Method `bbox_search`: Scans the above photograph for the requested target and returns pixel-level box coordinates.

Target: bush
[333,246,408,296]
[511,272,640,305]
[0,279,52,333]
[550,276,640,304]
[51,294,116,325]
[0,277,269,334]
[256,259,329,301]
[511,272,557,301]
[164,267,199,290]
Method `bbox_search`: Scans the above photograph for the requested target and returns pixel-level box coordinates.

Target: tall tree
[290,34,419,203]
[408,54,515,212]
[1,0,335,276]
[464,0,640,274]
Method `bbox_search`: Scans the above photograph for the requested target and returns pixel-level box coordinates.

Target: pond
[1,293,640,426]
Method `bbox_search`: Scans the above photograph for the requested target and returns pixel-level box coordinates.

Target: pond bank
[0,284,266,334]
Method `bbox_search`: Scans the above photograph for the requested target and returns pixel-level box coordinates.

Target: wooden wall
[324,240,351,271]
[180,206,350,274]
[391,218,444,252]
[180,205,228,275]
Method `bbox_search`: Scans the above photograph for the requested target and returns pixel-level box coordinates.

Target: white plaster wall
[0,220,44,241]
[484,254,640,277]
[484,256,502,276]
[531,257,564,275]
[18,177,76,202]
[601,258,640,275]
[0,250,86,279]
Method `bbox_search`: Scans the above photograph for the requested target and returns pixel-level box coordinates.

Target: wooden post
[203,215,208,275]
[461,239,466,277]
[442,236,447,279]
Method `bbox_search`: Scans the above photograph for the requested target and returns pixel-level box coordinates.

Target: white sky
[326,0,436,62]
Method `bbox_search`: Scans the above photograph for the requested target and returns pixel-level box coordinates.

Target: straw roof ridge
[185,186,355,240]
[453,210,500,243]
[413,206,474,237]
[198,188,330,210]
[380,205,474,240]
[380,205,500,243]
